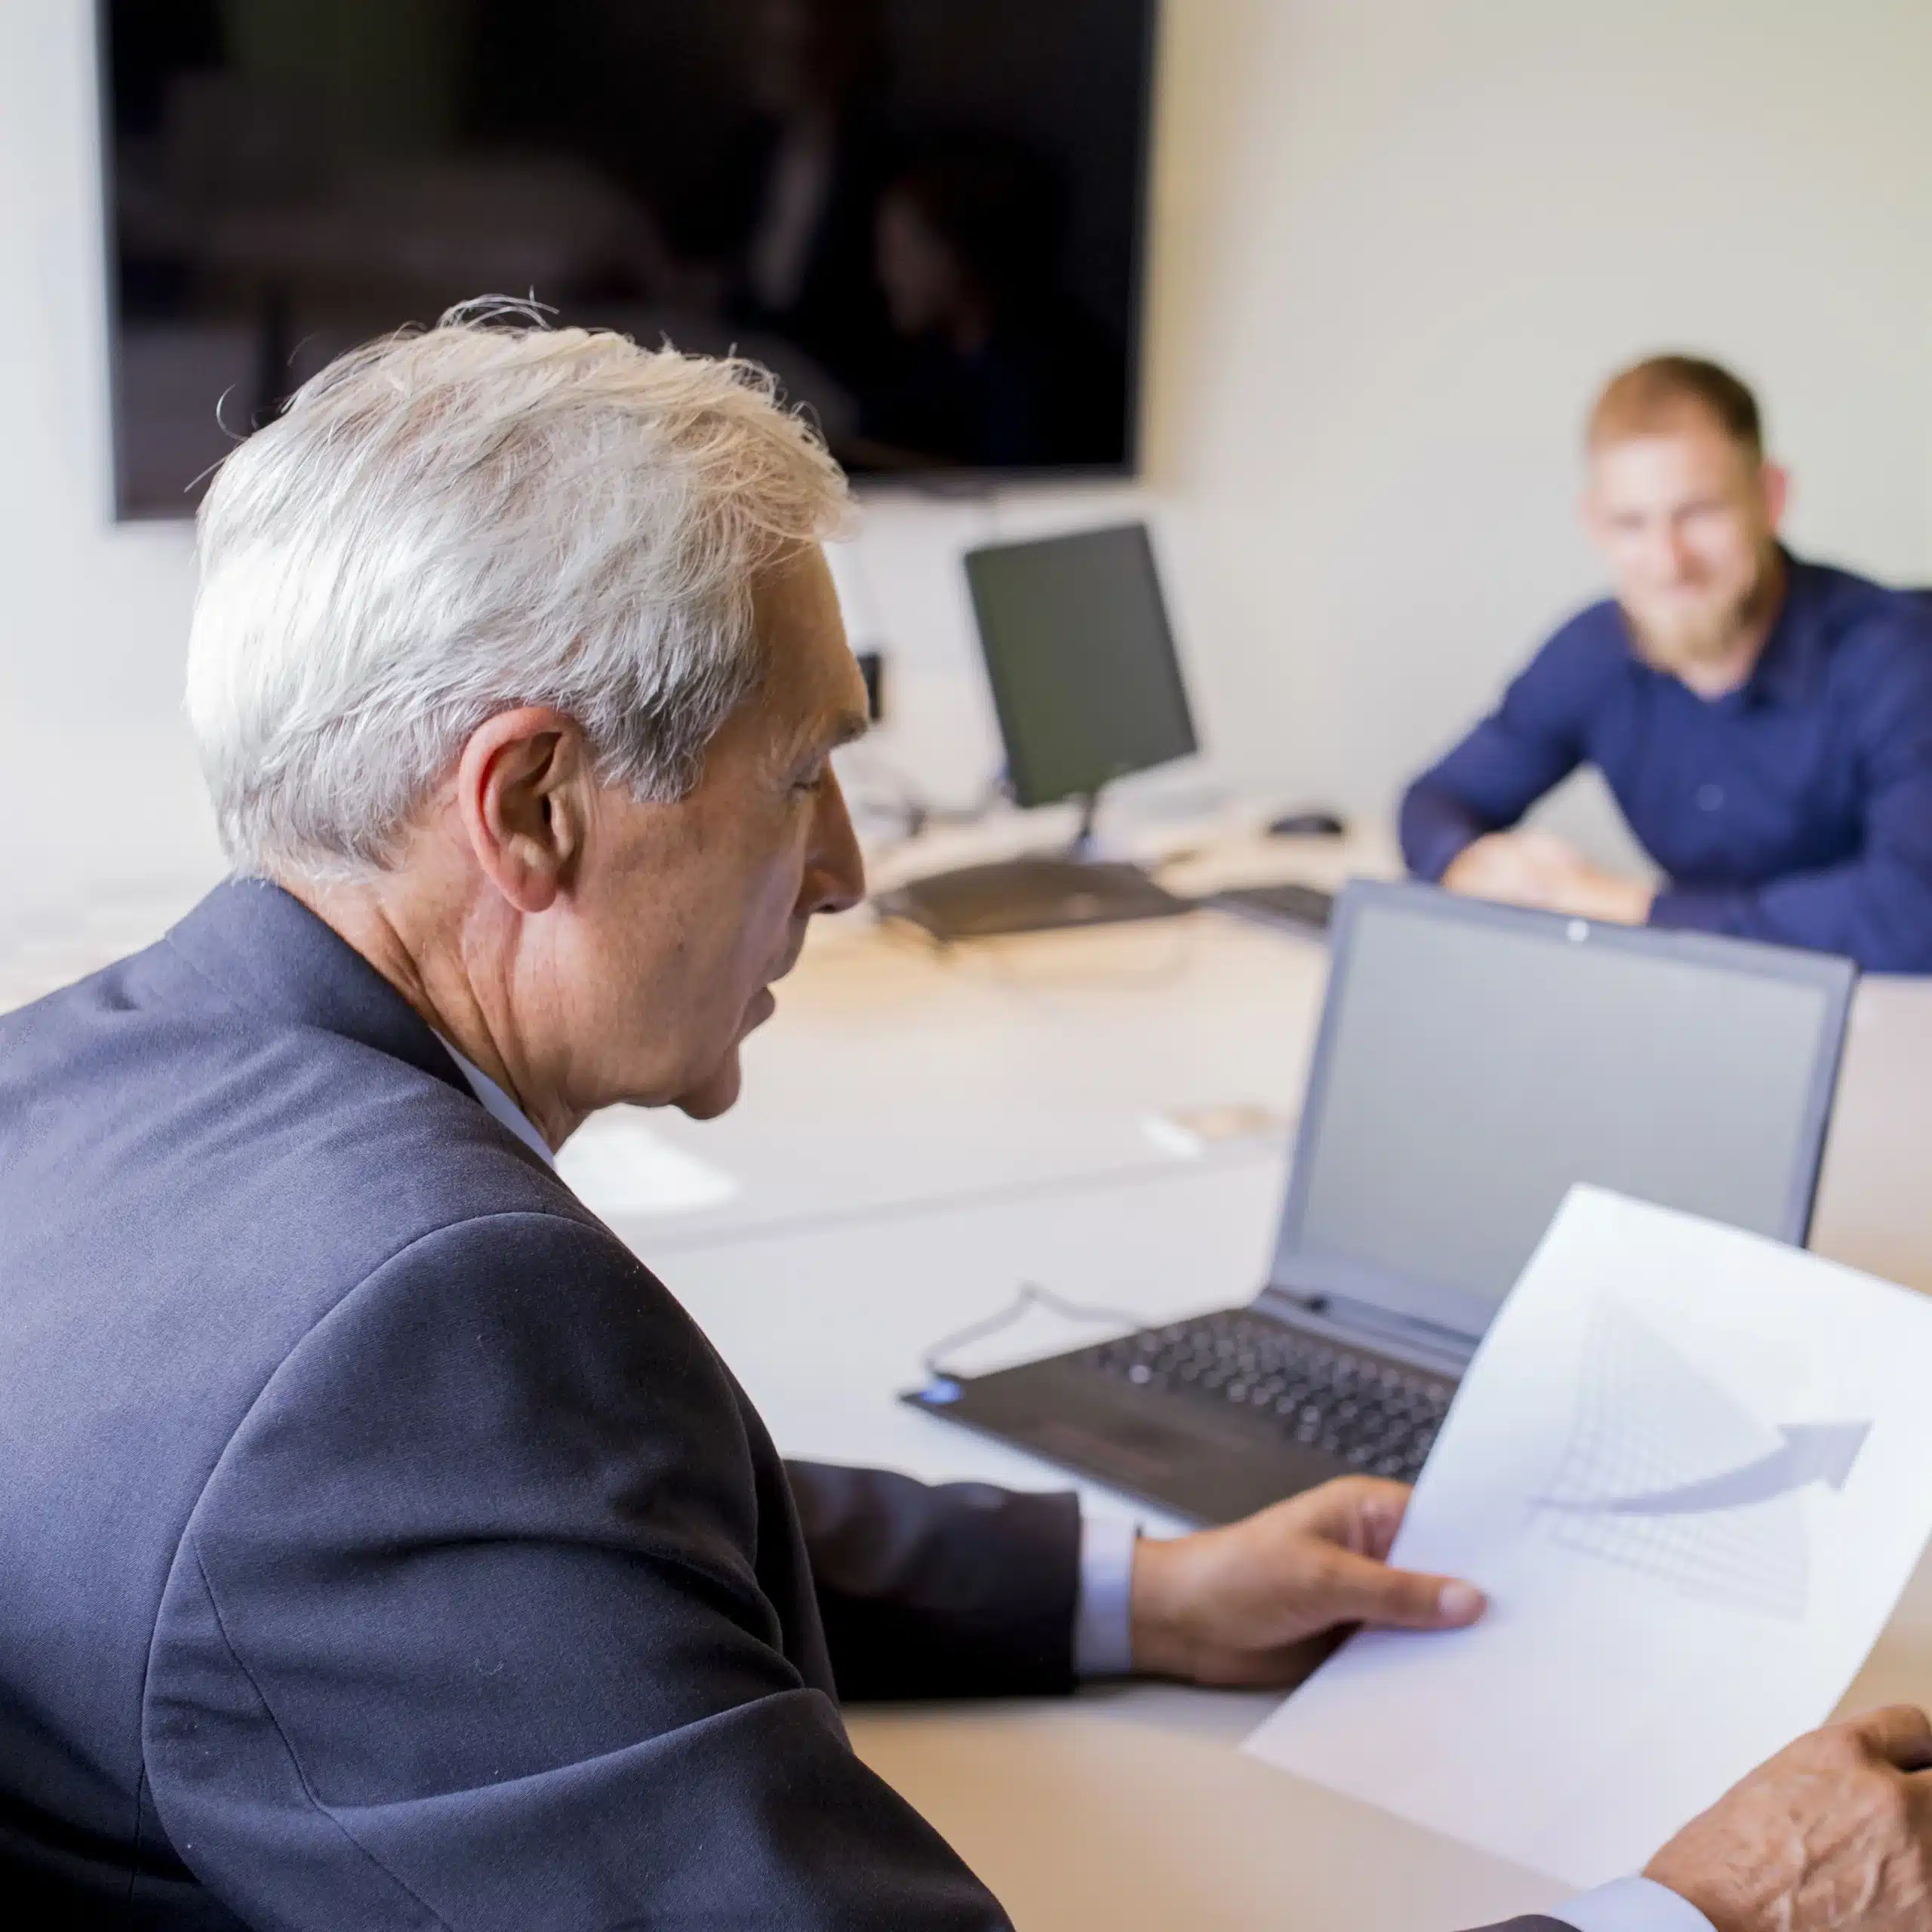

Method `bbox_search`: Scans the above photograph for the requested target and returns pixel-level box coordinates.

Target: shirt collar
[433,1034,558,1170]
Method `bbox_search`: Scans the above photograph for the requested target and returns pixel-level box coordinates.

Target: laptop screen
[1269,885,1854,1346]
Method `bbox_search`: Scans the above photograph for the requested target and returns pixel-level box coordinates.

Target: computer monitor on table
[971,523,1198,815]
[874,523,1200,940]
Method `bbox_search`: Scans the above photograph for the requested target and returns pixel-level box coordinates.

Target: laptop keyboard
[1083,1309,1454,1481]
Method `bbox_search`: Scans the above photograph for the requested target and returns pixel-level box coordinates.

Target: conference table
[570,828,1932,1931]
[10,828,1932,1927]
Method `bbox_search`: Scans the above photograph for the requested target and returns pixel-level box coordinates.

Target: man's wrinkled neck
[278,866,577,1152]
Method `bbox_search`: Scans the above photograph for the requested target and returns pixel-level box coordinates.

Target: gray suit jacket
[0,879,1571,1929]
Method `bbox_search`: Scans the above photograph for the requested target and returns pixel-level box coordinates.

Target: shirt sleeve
[1552,1875,1716,1932]
[1648,630,1932,971]
[1400,626,1601,881]
[1072,1512,1139,1678]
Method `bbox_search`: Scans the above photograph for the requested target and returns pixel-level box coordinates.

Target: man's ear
[1760,462,1790,532]
[454,707,591,914]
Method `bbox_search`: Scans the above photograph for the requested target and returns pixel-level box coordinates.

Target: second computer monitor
[964,523,1198,810]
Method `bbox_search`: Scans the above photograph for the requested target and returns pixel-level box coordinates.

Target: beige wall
[3,0,1929,913]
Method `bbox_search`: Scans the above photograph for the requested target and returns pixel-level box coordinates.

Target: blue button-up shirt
[1400,553,1932,971]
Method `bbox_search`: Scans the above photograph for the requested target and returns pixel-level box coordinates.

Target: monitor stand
[871,792,1191,942]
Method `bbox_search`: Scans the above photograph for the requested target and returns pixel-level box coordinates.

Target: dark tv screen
[100,0,1158,518]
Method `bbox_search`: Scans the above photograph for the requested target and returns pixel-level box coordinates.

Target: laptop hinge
[1253,1284,1478,1374]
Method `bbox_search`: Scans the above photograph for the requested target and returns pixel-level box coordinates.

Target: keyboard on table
[1203,881,1336,933]
[1082,1309,1454,1481]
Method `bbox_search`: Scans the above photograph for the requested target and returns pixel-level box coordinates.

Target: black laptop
[905,879,1857,1524]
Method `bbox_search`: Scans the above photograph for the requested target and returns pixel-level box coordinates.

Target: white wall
[4,0,1930,918]
[1,1,215,923]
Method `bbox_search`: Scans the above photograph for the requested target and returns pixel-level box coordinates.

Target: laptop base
[903,1304,1454,1525]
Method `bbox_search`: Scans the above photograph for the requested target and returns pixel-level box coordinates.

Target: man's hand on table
[1444,829,1655,926]
[1643,1706,1932,1932]
[1127,1476,1484,1686]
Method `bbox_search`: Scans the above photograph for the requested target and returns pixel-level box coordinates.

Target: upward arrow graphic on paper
[1540,1420,1871,1518]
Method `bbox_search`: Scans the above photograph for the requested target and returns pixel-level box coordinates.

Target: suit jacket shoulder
[0,881,1029,1926]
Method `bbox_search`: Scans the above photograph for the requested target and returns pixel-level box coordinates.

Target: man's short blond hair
[1586,355,1764,463]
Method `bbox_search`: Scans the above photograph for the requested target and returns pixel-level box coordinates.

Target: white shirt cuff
[1072,1512,1137,1678]
[1555,1875,1715,1932]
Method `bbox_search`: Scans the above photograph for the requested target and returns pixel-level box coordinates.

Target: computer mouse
[1267,808,1347,838]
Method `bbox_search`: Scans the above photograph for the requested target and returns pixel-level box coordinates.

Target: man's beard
[1623,543,1783,672]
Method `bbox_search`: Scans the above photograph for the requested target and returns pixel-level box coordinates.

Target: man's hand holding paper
[1131,1476,1487,1685]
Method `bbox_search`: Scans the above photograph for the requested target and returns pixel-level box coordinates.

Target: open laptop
[904,880,1857,1524]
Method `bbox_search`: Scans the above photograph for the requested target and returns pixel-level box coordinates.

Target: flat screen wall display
[100,0,1160,516]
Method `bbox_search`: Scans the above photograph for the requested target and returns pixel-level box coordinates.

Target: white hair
[186,302,854,880]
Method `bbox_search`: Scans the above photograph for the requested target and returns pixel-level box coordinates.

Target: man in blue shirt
[1401,355,1932,971]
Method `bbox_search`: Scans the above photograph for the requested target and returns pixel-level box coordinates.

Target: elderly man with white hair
[2,311,1929,1929]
